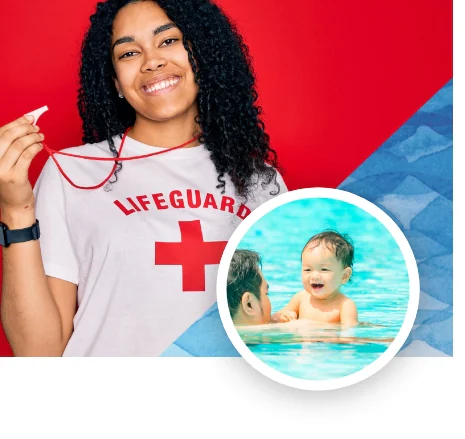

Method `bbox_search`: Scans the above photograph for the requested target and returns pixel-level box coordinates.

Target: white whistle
[24,106,49,125]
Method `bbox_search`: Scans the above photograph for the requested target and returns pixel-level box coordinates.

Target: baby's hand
[279,311,297,323]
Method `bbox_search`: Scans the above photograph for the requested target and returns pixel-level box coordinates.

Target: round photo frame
[216,188,420,390]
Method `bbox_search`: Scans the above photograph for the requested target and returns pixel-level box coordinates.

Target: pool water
[237,197,410,381]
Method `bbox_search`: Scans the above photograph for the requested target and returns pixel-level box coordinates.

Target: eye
[161,38,179,47]
[303,269,311,272]
[119,51,138,59]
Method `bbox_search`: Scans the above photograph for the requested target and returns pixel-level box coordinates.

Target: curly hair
[78,0,281,199]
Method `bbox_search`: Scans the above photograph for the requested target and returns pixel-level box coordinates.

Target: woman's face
[111,1,199,123]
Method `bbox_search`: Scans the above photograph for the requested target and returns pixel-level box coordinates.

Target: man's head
[227,250,271,325]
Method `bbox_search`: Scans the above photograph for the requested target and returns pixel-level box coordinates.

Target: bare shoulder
[340,296,357,314]
[295,290,308,299]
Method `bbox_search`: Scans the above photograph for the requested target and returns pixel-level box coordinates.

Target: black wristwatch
[0,220,40,248]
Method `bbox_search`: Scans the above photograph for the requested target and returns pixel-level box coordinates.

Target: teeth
[145,77,179,93]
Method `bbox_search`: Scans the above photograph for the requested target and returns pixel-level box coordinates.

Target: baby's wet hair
[302,230,354,268]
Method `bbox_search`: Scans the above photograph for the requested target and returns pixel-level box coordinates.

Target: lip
[311,283,324,290]
[141,74,181,96]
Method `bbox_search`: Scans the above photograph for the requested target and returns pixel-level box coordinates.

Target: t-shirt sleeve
[33,158,79,285]
[256,168,288,205]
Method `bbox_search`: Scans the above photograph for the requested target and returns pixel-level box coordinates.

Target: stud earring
[118,90,124,99]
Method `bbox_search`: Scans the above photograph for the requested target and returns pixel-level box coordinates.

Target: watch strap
[1,220,40,247]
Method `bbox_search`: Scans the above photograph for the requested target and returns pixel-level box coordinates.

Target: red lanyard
[42,127,201,190]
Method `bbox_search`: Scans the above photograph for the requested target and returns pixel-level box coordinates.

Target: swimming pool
[237,197,410,381]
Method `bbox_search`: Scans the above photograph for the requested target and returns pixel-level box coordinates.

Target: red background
[0,0,452,356]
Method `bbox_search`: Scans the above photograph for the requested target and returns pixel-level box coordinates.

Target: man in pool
[226,248,392,344]
[272,230,358,327]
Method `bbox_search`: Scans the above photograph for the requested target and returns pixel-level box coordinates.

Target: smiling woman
[0,0,287,357]
[110,5,199,131]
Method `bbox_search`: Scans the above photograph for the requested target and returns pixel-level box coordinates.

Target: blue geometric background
[162,80,453,357]
[339,80,453,356]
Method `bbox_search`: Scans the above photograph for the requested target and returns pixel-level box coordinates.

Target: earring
[118,90,124,99]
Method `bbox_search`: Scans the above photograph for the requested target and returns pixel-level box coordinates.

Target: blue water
[237,197,410,380]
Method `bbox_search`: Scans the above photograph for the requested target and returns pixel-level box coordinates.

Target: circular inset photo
[217,188,419,390]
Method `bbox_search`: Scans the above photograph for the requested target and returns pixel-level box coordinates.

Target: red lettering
[114,200,135,216]
[136,195,150,211]
[152,193,168,210]
[203,193,218,209]
[127,197,141,212]
[187,189,201,208]
[220,196,235,213]
[236,203,251,220]
[170,190,185,208]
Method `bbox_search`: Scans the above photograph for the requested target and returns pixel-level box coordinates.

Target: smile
[311,283,324,289]
[142,76,180,94]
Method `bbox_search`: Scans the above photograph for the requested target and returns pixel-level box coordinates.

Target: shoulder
[39,138,117,172]
[58,138,118,157]
[340,296,357,312]
[34,137,119,191]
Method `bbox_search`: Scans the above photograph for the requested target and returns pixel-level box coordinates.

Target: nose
[141,50,167,72]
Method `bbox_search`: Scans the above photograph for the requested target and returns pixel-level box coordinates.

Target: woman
[0,0,286,356]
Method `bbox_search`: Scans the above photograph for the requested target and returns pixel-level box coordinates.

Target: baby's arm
[271,292,302,323]
[340,298,358,327]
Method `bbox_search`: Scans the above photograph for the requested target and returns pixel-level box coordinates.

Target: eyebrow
[112,22,178,51]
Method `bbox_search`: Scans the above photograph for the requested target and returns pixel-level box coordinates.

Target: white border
[217,188,420,390]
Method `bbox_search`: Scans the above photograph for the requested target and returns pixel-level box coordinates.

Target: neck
[233,310,260,326]
[129,111,201,148]
[312,290,342,302]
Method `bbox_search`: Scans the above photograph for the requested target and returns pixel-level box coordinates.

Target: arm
[271,292,302,323]
[0,116,77,356]
[1,219,77,356]
[340,298,358,327]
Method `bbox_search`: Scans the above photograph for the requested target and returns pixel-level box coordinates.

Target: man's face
[258,272,272,324]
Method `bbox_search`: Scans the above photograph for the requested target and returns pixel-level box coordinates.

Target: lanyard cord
[42,127,201,190]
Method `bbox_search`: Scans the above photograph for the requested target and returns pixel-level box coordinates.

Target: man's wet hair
[227,250,263,318]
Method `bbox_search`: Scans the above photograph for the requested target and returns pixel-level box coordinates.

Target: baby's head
[301,231,354,299]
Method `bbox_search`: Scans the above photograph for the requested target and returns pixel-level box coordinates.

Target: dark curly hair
[78,0,281,199]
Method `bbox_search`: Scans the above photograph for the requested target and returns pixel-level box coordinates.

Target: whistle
[24,106,49,125]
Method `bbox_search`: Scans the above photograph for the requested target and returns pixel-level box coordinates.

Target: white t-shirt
[33,135,287,356]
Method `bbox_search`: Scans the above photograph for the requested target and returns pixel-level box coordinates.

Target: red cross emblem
[155,220,228,292]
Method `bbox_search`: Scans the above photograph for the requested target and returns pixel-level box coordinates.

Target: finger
[13,142,44,177]
[0,123,40,159]
[0,115,35,137]
[0,132,44,171]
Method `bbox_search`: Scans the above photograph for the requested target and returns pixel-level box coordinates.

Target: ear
[240,292,260,317]
[342,267,352,284]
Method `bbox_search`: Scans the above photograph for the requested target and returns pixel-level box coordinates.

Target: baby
[272,230,358,327]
